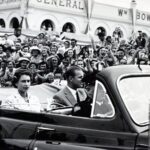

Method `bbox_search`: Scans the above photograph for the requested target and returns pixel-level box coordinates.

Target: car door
[0,109,41,150]
[34,80,138,150]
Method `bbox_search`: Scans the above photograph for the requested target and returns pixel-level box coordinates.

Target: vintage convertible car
[0,65,150,150]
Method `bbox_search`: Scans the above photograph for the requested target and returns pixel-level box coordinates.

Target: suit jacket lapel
[64,87,77,106]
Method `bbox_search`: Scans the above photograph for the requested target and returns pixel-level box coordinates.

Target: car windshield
[118,76,150,125]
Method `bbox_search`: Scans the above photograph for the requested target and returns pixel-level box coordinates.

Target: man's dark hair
[64,66,82,80]
[38,61,48,70]
[12,69,31,88]
[71,39,77,43]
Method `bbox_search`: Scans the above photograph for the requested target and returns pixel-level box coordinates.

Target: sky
[95,0,150,12]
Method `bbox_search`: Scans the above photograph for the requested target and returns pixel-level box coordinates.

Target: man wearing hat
[30,46,42,64]
[16,57,30,70]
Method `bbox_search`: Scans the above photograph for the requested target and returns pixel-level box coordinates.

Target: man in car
[51,66,87,109]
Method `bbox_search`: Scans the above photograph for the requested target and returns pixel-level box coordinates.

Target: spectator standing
[47,55,62,78]
[0,60,7,87]
[30,46,41,64]
[65,48,75,65]
[4,61,16,87]
[28,62,38,85]
[135,31,146,49]
[35,61,48,84]
[3,47,14,63]
[17,57,30,70]
[41,46,49,62]
[0,45,6,59]
[20,46,31,59]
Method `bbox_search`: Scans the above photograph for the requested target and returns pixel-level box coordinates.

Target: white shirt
[2,91,41,112]
[67,86,77,101]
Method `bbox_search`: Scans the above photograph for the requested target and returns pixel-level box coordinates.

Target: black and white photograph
[0,0,150,149]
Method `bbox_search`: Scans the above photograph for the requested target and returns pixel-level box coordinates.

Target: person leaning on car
[1,69,42,112]
[51,66,87,109]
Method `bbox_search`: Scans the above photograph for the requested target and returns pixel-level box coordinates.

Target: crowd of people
[0,30,149,87]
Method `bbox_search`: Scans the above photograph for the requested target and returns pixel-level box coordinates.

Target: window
[41,19,54,31]
[62,22,75,33]
[10,17,19,29]
[118,76,150,125]
[91,81,115,118]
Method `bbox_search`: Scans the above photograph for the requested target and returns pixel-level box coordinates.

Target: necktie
[76,91,80,103]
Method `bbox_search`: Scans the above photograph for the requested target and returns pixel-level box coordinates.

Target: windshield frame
[117,73,150,126]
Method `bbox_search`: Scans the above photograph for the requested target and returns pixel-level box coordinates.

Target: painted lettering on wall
[36,0,84,10]
[118,8,150,22]
[0,0,20,4]
[136,11,150,22]
[118,9,128,16]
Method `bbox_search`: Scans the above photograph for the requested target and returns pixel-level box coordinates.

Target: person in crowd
[78,46,89,59]
[136,46,149,65]
[28,62,38,85]
[0,60,7,86]
[13,42,23,62]
[63,40,70,51]
[32,37,39,46]
[70,39,79,57]
[45,72,55,84]
[105,36,112,49]
[1,69,42,112]
[50,43,58,55]
[89,58,98,71]
[60,56,71,78]
[135,31,146,49]
[70,39,77,50]
[30,46,41,64]
[147,37,150,60]
[96,47,111,70]
[0,44,6,59]
[41,46,50,62]
[64,48,76,65]
[3,61,16,87]
[114,48,127,65]
[52,66,87,109]
[35,61,49,84]
[127,48,138,64]
[2,34,14,46]
[46,55,62,78]
[74,59,86,71]
[16,57,30,70]
[19,45,31,59]
[3,46,14,63]
[97,31,106,47]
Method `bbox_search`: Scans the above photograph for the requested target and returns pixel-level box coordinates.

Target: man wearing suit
[51,66,87,109]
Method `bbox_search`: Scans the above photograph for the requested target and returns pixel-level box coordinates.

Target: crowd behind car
[0,30,149,87]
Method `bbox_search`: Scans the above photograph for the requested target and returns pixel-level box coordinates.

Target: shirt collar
[66,86,77,100]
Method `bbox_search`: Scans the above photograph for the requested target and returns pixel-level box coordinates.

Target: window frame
[90,80,115,118]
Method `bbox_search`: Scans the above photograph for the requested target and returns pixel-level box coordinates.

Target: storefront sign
[118,8,150,24]
[118,9,128,17]
[36,0,84,10]
[136,11,150,22]
[0,0,20,4]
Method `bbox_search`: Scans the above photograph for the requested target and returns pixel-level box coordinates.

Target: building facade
[0,0,150,40]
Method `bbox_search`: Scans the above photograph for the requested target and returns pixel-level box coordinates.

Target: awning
[60,32,99,45]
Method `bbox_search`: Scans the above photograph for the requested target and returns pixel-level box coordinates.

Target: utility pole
[131,0,137,34]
